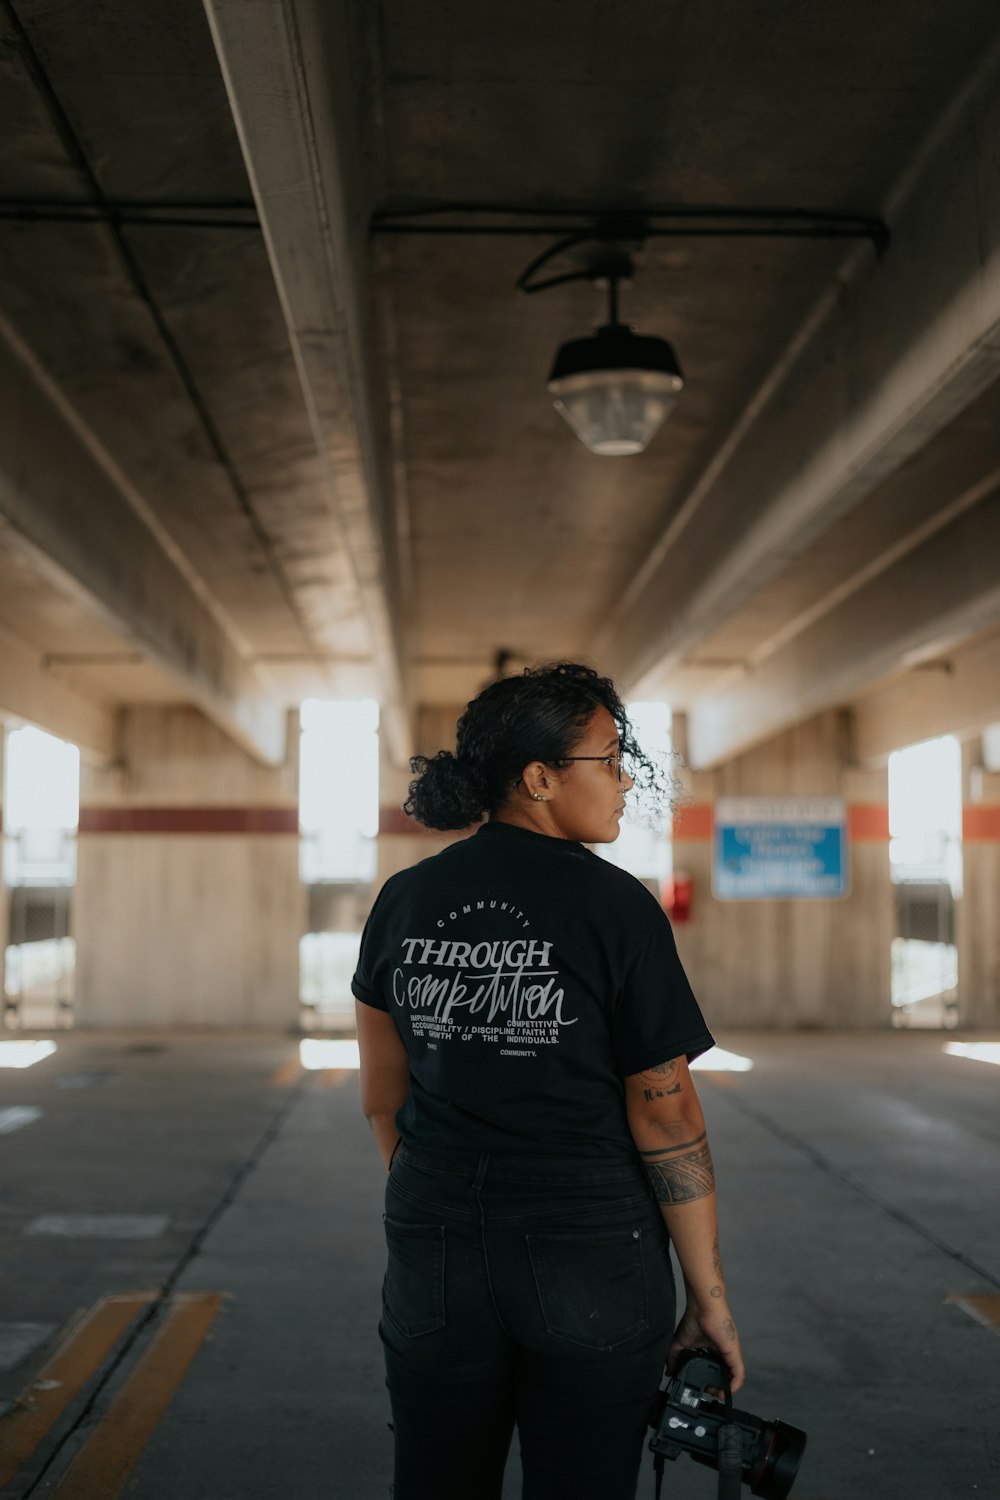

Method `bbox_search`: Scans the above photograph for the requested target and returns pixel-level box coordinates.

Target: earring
[532,792,545,801]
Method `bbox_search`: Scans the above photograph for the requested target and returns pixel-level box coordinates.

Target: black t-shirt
[351,820,715,1159]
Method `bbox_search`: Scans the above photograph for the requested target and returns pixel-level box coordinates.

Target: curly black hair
[404,660,683,830]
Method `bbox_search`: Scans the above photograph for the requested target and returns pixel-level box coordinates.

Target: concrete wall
[281,692,1000,1031]
[74,706,305,1028]
[958,743,1000,1027]
[670,708,894,1028]
[370,701,904,1028]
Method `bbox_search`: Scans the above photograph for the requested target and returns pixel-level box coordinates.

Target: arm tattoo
[640,1133,716,1204]
[636,1058,684,1102]
[643,1083,682,1101]
[638,1132,706,1157]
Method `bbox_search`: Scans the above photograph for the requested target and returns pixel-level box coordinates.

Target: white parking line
[24,1215,169,1239]
[0,1107,43,1135]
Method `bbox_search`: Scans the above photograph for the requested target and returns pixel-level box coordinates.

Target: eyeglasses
[559,753,628,782]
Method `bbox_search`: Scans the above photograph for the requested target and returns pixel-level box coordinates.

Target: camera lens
[750,1419,808,1499]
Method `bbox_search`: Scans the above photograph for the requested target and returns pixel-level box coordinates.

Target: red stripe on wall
[964,805,1000,841]
[78,807,299,834]
[379,806,422,835]
[378,806,480,836]
[54,802,1000,841]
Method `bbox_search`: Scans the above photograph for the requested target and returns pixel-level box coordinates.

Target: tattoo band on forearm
[640,1135,716,1204]
[638,1131,707,1157]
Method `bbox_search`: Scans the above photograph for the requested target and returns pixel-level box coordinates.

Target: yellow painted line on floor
[945,1293,1000,1334]
[0,1292,155,1486]
[319,1068,353,1088]
[270,1056,302,1087]
[51,1292,225,1500]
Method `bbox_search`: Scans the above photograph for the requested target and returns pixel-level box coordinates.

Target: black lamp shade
[547,323,684,456]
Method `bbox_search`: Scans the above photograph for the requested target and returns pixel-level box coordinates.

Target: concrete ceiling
[2,0,1000,769]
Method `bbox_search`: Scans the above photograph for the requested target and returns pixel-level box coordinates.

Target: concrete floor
[0,1028,998,1500]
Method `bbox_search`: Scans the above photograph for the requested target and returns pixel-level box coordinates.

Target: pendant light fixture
[547,274,683,456]
[375,204,889,455]
[518,221,684,457]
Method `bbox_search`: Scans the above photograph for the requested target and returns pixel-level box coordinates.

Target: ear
[520,759,553,801]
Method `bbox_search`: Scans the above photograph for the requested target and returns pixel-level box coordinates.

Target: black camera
[648,1348,807,1498]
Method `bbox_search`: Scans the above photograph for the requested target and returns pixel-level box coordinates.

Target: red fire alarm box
[660,871,693,924]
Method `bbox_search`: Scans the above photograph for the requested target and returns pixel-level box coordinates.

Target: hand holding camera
[649,1346,807,1499]
[669,1289,746,1394]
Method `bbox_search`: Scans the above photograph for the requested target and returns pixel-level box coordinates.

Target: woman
[353,662,744,1500]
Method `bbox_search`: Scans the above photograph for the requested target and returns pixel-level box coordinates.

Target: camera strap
[716,1374,743,1500]
[650,1373,743,1500]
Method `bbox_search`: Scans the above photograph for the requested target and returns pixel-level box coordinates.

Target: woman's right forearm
[632,1117,727,1303]
[624,1056,745,1389]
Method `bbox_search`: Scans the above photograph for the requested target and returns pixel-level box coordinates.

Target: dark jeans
[380,1141,676,1500]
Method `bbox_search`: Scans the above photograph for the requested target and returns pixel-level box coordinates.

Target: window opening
[598,702,673,890]
[2,725,79,1030]
[298,699,378,1030]
[888,734,962,1027]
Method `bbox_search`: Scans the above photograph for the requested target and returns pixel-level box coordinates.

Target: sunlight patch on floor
[943,1041,1000,1067]
[0,1040,57,1069]
[299,1038,360,1070]
[691,1047,753,1072]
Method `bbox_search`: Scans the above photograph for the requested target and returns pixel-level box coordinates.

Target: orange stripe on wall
[672,803,714,840]
[964,805,1000,841]
[78,807,299,834]
[672,803,892,842]
[847,804,890,841]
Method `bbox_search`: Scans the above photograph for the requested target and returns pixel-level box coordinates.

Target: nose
[622,768,635,792]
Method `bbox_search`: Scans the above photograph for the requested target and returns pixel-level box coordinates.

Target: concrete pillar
[670,708,893,1028]
[957,737,1000,1026]
[74,706,306,1028]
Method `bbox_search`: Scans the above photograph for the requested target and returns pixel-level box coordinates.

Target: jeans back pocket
[526,1224,648,1350]
[383,1216,446,1338]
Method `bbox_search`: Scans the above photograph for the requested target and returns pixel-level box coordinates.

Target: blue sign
[713,797,849,900]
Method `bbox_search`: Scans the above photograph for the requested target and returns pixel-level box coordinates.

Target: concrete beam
[598,38,1000,693]
[0,317,287,766]
[204,0,413,765]
[852,626,1000,765]
[686,490,1000,769]
[0,619,116,764]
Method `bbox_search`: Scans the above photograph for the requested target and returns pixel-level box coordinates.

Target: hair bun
[404,750,487,830]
